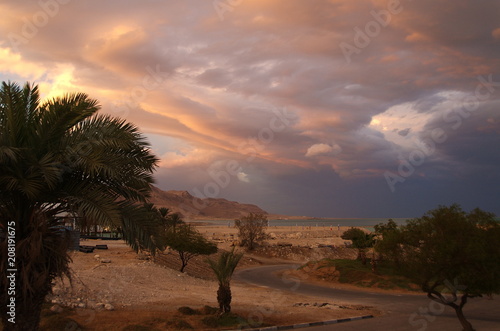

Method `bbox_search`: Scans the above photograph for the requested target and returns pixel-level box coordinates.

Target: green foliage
[373,219,398,235]
[378,204,500,330]
[157,207,184,229]
[397,204,500,295]
[201,305,219,315]
[165,224,217,272]
[341,228,375,249]
[374,219,402,264]
[202,313,247,328]
[207,248,243,314]
[303,258,418,291]
[0,81,161,329]
[207,248,243,287]
[235,212,268,250]
[177,306,200,315]
[341,227,375,264]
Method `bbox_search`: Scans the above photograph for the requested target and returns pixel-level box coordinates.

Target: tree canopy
[235,212,268,250]
[0,81,162,330]
[165,224,217,272]
[341,227,375,265]
[375,204,500,331]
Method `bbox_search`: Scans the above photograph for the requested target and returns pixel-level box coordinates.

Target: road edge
[227,314,374,330]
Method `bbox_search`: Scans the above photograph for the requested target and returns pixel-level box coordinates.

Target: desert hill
[148,186,268,220]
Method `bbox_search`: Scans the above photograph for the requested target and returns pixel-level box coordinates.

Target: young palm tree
[0,82,163,330]
[206,248,243,314]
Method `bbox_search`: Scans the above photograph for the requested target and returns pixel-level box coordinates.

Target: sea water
[190,218,410,230]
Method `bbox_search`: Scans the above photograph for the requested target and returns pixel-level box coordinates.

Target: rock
[77,303,86,308]
[100,259,111,263]
[104,303,114,311]
[94,254,100,260]
[50,304,63,313]
[95,303,105,309]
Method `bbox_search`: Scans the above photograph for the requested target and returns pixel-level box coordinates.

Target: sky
[1,0,499,218]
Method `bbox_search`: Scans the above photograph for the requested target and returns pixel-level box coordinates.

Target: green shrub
[201,305,219,315]
[177,306,199,315]
[202,313,247,328]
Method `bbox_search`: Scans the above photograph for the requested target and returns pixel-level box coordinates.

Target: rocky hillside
[148,186,267,220]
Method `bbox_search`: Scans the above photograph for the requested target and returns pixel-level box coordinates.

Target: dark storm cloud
[1,0,499,216]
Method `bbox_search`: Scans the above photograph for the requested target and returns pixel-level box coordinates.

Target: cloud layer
[1,0,499,217]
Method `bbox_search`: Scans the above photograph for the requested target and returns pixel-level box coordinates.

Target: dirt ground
[45,225,380,330]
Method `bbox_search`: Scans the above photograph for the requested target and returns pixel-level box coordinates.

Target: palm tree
[0,82,163,330]
[206,248,243,314]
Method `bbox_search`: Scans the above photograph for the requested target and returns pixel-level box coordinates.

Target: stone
[100,258,111,263]
[50,304,63,313]
[104,303,114,311]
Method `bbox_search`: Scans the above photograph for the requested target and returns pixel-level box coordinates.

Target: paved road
[235,265,500,330]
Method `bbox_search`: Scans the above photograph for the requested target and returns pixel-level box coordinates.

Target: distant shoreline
[189,217,411,228]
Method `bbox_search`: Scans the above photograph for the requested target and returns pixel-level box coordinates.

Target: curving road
[235,264,500,330]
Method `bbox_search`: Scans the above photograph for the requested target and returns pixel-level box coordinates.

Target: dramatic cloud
[1,0,499,217]
[305,143,342,157]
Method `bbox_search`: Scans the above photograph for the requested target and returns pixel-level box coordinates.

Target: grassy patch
[201,305,219,315]
[202,313,248,328]
[302,258,419,292]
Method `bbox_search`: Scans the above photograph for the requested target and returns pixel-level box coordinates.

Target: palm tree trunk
[217,284,232,313]
[1,296,45,331]
[0,261,51,331]
[1,218,70,331]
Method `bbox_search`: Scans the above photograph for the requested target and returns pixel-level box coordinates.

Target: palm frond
[207,248,243,286]
[119,202,166,255]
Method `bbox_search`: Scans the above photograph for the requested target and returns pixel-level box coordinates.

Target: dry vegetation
[41,225,379,330]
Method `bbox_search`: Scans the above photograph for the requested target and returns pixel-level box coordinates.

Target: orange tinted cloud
[1,0,499,216]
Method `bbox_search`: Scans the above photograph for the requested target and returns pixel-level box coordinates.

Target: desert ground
[45,225,379,330]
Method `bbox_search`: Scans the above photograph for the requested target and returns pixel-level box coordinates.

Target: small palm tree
[0,82,163,330]
[206,248,243,314]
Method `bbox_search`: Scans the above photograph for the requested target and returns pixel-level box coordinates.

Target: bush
[235,213,268,250]
[201,305,219,315]
[177,306,199,315]
[202,313,247,328]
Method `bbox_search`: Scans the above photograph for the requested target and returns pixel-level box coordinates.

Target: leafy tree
[341,227,375,265]
[155,206,184,229]
[165,224,217,272]
[381,204,500,331]
[206,248,243,314]
[0,82,163,331]
[235,213,268,250]
[373,219,402,265]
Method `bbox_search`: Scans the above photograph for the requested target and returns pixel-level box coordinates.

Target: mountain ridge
[148,186,268,220]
